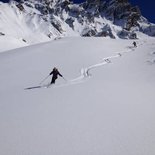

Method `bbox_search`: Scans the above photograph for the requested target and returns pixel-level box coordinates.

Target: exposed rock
[118,29,130,39]
[125,6,141,30]
[65,18,74,29]
[51,18,64,33]
[82,27,97,37]
[105,0,141,31]
[16,3,25,11]
[0,0,154,40]
[129,32,138,39]
[141,24,155,36]
[98,24,116,38]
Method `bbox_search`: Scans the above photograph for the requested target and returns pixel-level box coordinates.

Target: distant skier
[133,41,137,47]
[49,67,63,84]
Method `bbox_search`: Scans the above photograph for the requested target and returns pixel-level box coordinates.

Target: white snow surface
[0,36,155,155]
[0,1,155,53]
[0,2,61,52]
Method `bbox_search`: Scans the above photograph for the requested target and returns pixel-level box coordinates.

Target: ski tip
[24,86,42,90]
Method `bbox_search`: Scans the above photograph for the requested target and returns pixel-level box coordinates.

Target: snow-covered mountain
[1,1,155,154]
[0,34,155,155]
[0,0,155,50]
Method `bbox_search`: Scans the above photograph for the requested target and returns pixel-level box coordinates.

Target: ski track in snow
[69,41,151,84]
[66,44,138,86]
[27,41,143,89]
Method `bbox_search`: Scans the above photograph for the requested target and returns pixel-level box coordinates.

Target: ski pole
[40,75,50,84]
[62,76,67,81]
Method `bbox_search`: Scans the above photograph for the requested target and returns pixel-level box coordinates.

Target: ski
[25,84,51,90]
[104,59,111,63]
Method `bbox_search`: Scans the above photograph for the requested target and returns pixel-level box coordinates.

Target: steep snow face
[0,2,62,45]
[0,36,155,155]
[0,0,155,51]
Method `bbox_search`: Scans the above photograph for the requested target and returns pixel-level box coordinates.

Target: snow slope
[0,36,155,155]
[0,1,62,52]
[0,0,155,53]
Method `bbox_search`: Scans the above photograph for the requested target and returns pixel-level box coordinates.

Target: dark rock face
[125,6,141,30]
[16,3,25,11]
[65,18,75,29]
[6,0,155,38]
[118,30,138,39]
[81,0,143,37]
[99,25,116,39]
[82,28,97,37]
[105,0,141,29]
[118,29,130,39]
[51,20,64,33]
[141,24,155,36]
[129,33,137,39]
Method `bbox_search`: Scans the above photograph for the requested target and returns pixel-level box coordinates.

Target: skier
[49,67,63,84]
[133,41,137,47]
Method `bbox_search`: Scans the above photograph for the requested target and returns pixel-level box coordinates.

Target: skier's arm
[58,72,63,77]
[49,71,53,75]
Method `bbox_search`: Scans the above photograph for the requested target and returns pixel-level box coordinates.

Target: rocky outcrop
[82,27,97,37]
[0,0,154,40]
[16,3,25,11]
[141,24,155,37]
[105,0,141,29]
[118,30,138,39]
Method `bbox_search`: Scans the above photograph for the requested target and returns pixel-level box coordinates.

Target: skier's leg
[51,77,55,84]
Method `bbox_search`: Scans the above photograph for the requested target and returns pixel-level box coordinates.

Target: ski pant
[51,76,57,84]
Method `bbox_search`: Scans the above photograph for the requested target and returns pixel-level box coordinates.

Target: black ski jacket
[50,70,62,79]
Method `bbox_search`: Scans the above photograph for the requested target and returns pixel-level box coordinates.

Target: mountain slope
[0,36,155,155]
[0,0,155,52]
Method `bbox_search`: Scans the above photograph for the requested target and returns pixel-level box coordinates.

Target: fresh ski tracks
[69,45,137,85]
[26,42,141,90]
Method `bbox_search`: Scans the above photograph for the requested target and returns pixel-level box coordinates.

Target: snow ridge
[0,0,155,52]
